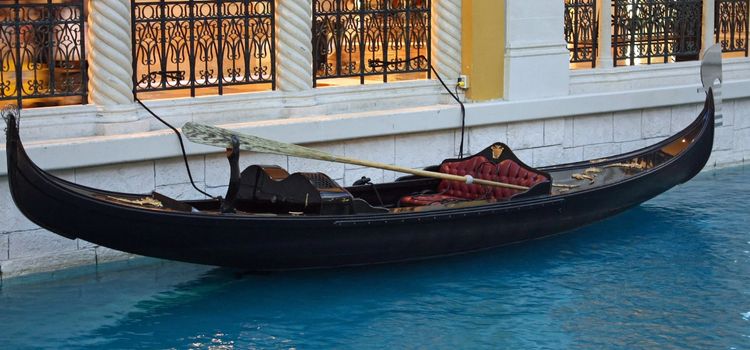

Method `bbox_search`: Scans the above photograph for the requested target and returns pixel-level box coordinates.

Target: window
[132,0,275,100]
[566,0,714,68]
[565,0,598,68]
[715,0,749,57]
[0,0,87,108]
[613,0,703,66]
[312,0,431,87]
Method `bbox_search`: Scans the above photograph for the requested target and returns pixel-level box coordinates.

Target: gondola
[2,86,715,271]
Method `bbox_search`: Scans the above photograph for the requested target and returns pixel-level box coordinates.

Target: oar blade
[183,122,234,148]
[183,122,334,161]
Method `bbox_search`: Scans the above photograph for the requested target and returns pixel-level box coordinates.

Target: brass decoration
[572,173,595,183]
[552,184,580,189]
[552,183,580,193]
[584,167,602,175]
[106,195,164,208]
[491,145,505,159]
[604,161,646,170]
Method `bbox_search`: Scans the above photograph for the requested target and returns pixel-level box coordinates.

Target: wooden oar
[182,122,530,191]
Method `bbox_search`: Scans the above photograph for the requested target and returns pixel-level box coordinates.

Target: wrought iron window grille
[565,0,598,68]
[0,0,87,108]
[131,0,275,98]
[715,0,749,56]
[612,0,703,66]
[312,0,431,87]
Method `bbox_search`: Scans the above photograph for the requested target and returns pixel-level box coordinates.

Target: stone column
[702,0,716,55]
[87,0,144,135]
[275,0,314,93]
[504,0,570,100]
[432,0,462,80]
[596,0,613,68]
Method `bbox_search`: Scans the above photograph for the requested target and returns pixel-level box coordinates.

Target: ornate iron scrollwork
[0,0,87,107]
[613,0,703,66]
[312,0,431,86]
[2,103,20,134]
[132,0,275,97]
[565,0,598,68]
[715,0,749,56]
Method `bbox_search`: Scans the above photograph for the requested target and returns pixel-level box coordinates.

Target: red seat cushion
[399,156,548,206]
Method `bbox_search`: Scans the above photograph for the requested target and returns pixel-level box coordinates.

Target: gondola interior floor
[0,165,748,349]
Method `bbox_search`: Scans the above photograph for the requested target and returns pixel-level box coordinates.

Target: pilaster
[87,0,144,135]
[596,0,613,68]
[275,0,314,95]
[702,0,716,55]
[433,0,462,80]
[504,0,570,100]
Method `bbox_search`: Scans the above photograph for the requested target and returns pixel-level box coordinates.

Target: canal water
[0,165,748,349]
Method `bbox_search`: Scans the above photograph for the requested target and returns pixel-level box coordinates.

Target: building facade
[1,0,749,280]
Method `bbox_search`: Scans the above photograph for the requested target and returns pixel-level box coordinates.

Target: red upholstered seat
[399,156,548,206]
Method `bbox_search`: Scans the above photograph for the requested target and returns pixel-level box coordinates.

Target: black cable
[135,97,216,199]
[137,57,464,199]
[369,55,467,158]
[454,83,467,158]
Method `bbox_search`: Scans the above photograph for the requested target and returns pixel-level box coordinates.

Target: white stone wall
[472,98,749,169]
[504,0,570,99]
[2,97,749,282]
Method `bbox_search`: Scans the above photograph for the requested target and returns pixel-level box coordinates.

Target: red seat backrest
[437,156,548,200]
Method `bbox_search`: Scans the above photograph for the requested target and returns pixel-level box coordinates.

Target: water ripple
[0,166,749,349]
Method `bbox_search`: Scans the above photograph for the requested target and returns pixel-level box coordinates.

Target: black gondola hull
[4,93,715,270]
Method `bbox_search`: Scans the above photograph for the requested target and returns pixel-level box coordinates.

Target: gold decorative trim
[571,173,595,183]
[584,167,602,175]
[552,183,579,189]
[604,162,646,170]
[106,195,163,208]
[491,145,505,159]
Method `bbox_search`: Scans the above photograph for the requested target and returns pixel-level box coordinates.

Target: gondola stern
[3,106,23,189]
[3,106,79,240]
[3,105,20,167]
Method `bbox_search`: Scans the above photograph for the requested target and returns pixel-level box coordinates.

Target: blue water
[1,165,749,349]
